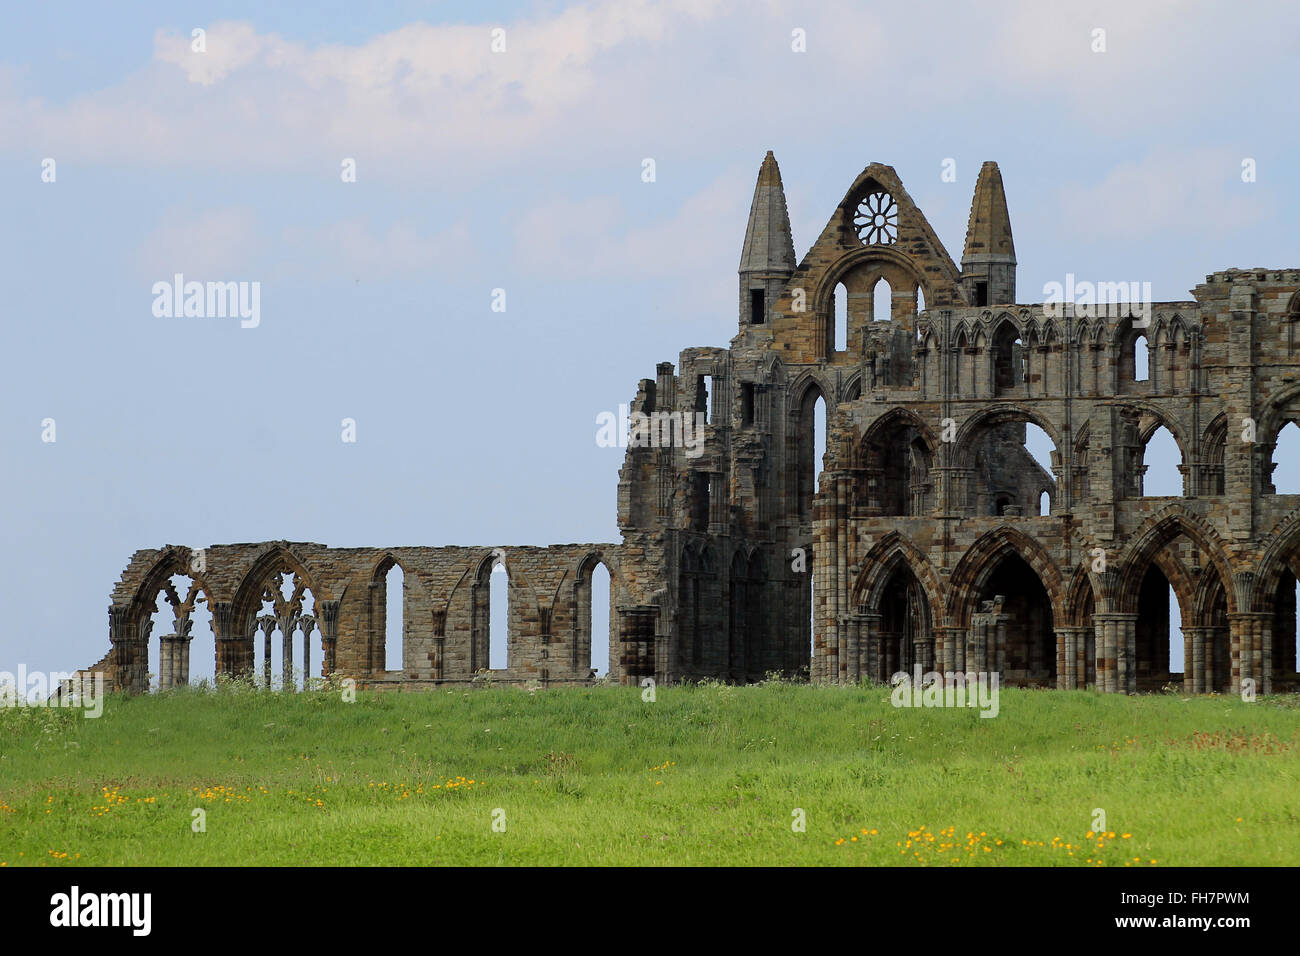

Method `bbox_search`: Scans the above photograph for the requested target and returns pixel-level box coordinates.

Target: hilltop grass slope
[1,682,1296,866]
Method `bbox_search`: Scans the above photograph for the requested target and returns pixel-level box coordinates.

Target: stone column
[299,616,316,689]
[257,616,277,688]
[318,600,340,678]
[278,613,295,691]
[1229,613,1251,695]
[132,619,153,694]
[210,602,238,681]
[914,630,934,675]
[993,614,1009,679]
[158,634,177,690]
[1094,613,1138,694]
[941,626,967,674]
[1120,614,1138,694]
[860,611,882,683]
[1056,628,1073,689]
[846,614,862,684]
[1185,626,1206,694]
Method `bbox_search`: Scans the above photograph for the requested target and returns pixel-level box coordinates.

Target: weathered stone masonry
[90,154,1300,694]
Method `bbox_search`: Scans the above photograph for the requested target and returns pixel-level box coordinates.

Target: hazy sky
[3,0,1299,684]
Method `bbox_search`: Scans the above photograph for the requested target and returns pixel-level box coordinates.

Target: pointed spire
[962,161,1017,304]
[962,161,1016,264]
[739,151,796,275]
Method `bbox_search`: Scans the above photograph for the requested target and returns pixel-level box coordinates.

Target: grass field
[1,680,1297,866]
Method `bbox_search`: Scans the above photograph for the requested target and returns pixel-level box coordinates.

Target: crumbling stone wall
[92,154,1300,695]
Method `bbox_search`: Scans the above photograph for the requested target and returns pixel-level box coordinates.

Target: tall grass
[1,682,1296,865]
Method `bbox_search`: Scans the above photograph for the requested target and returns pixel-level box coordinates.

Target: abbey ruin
[86,155,1300,696]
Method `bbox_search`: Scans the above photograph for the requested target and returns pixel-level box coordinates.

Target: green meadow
[1,680,1296,866]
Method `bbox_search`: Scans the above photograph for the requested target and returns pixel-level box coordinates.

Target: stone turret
[738,150,796,328]
[961,161,1017,306]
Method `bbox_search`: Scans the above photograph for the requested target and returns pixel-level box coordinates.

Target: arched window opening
[814,394,826,501]
[489,557,509,670]
[1168,582,1183,676]
[873,278,891,323]
[916,286,926,314]
[834,282,848,352]
[1272,421,1300,494]
[1135,564,1181,689]
[858,422,932,516]
[993,323,1021,394]
[877,564,929,682]
[696,375,712,426]
[384,563,404,672]
[578,561,612,678]
[965,419,1057,517]
[1038,491,1050,516]
[978,554,1055,686]
[148,573,215,691]
[1142,426,1182,496]
[252,569,318,691]
[797,389,827,523]
[1134,334,1149,381]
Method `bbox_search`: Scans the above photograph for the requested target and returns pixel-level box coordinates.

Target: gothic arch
[946,526,1066,627]
[1255,380,1300,445]
[812,244,931,318]
[231,544,332,633]
[127,546,216,628]
[1114,506,1236,615]
[857,406,940,461]
[1064,563,1099,628]
[1251,511,1300,613]
[851,532,944,625]
[953,404,1063,469]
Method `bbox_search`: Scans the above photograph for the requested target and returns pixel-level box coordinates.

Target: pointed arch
[947,526,1066,627]
[851,532,944,626]
[1115,506,1236,615]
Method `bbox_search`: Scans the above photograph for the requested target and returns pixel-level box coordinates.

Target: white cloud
[135,207,471,282]
[1056,148,1271,242]
[134,206,261,278]
[9,0,1295,180]
[280,217,473,281]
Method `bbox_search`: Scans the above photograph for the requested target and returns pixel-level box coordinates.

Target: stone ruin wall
[85,155,1300,696]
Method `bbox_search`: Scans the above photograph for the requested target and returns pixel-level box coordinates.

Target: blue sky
[2,0,1299,682]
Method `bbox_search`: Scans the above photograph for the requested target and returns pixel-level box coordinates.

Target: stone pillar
[846,614,861,684]
[993,614,1009,679]
[860,611,882,683]
[914,630,934,675]
[132,619,153,694]
[299,616,316,689]
[1094,614,1137,694]
[158,634,177,690]
[318,600,340,678]
[941,626,966,674]
[278,614,295,691]
[1056,628,1073,689]
[210,602,238,680]
[1229,612,1270,696]
[257,616,277,688]
[1185,626,1206,694]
